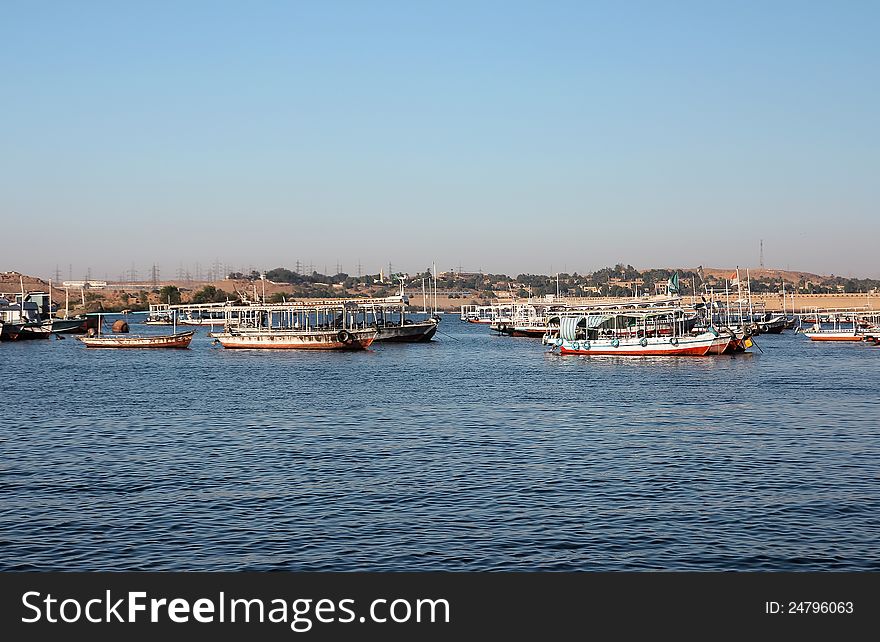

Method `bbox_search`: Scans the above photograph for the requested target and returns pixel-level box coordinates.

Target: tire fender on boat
[670,337,679,346]
[611,338,620,348]
[337,330,352,344]
[572,341,580,350]
[639,337,648,348]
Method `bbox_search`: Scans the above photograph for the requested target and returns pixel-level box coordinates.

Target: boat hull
[210,329,377,350]
[803,332,863,341]
[374,320,438,342]
[50,317,91,334]
[491,322,548,337]
[0,322,52,341]
[78,331,195,348]
[557,332,725,356]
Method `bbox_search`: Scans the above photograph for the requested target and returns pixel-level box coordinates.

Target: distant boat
[801,327,863,341]
[753,314,785,334]
[144,304,174,325]
[799,309,864,342]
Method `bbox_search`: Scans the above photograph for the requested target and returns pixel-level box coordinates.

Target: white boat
[548,311,735,356]
[208,300,379,350]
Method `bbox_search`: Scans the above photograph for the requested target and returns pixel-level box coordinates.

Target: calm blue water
[1,316,878,571]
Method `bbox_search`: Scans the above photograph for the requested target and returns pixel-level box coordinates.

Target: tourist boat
[144,304,174,325]
[490,303,552,337]
[357,296,440,342]
[174,303,229,326]
[460,304,513,324]
[209,300,378,350]
[798,308,864,341]
[548,311,733,356]
[801,327,863,341]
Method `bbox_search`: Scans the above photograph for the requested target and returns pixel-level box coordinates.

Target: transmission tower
[151,263,159,288]
[759,240,764,268]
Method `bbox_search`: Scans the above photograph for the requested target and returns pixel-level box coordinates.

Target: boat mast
[746,268,754,322]
[736,267,743,328]
[782,280,787,318]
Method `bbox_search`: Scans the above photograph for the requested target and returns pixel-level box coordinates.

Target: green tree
[192,285,229,303]
[158,285,181,305]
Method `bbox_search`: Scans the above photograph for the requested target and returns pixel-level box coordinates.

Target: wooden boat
[208,300,382,350]
[78,330,195,348]
[210,327,376,350]
[374,318,439,342]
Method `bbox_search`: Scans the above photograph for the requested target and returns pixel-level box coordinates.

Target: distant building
[62,280,107,289]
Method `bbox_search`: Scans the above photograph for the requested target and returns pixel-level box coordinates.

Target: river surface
[2,316,878,570]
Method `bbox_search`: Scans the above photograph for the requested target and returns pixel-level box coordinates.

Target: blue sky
[2,1,878,279]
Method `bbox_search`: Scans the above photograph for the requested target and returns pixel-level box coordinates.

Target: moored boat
[374,318,439,342]
[208,300,380,350]
[78,330,195,348]
[0,297,52,341]
[210,327,376,350]
[548,310,738,357]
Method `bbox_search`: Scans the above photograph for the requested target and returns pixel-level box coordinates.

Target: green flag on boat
[667,272,680,294]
